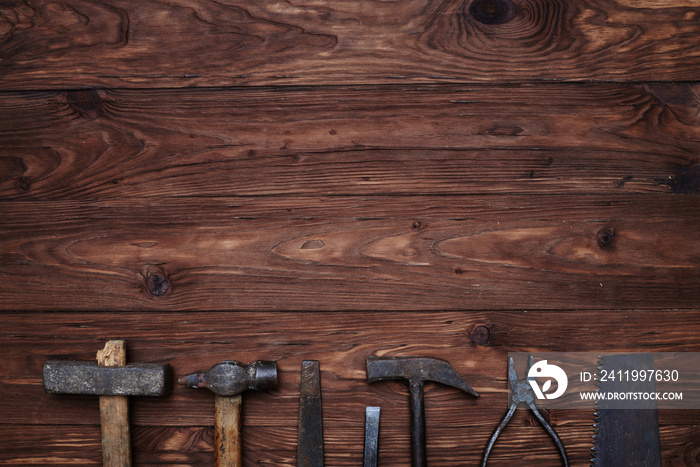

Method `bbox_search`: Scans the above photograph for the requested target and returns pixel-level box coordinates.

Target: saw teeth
[591,357,605,465]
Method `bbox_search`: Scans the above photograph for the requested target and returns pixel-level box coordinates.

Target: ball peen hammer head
[178,360,278,396]
[366,356,478,396]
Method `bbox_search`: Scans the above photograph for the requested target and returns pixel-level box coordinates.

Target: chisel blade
[364,406,380,467]
[592,354,661,467]
[298,360,324,467]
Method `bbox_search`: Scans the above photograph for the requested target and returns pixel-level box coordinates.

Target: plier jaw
[482,356,569,467]
[509,355,536,406]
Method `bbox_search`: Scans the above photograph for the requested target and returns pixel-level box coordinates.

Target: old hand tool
[592,354,661,467]
[179,359,278,467]
[298,360,324,467]
[482,356,568,467]
[366,356,479,467]
[363,406,381,467]
[43,340,172,466]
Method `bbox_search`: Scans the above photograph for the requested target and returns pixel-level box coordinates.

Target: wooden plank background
[2,0,700,89]
[1,0,699,465]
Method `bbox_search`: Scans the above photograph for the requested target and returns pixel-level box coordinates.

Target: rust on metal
[178,360,277,396]
[482,356,568,467]
[367,356,478,467]
[298,360,324,467]
[43,360,172,396]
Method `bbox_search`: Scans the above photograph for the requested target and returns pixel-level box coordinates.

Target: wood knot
[0,156,26,184]
[18,176,31,191]
[301,239,325,250]
[471,325,491,345]
[487,124,524,136]
[660,165,700,194]
[145,267,170,297]
[597,228,614,248]
[66,89,104,118]
[467,0,516,25]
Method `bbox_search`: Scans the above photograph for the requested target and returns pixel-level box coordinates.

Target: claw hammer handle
[409,381,426,467]
[96,340,132,467]
[215,394,243,467]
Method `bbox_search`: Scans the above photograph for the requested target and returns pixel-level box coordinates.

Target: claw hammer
[367,356,479,467]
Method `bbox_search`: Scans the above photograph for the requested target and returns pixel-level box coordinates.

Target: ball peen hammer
[43,340,172,466]
[178,360,278,467]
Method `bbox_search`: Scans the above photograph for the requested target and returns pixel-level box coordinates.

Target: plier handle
[482,356,569,467]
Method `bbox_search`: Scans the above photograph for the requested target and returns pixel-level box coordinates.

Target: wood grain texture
[0,425,211,466]
[0,425,102,465]
[0,84,698,199]
[5,423,697,466]
[1,196,698,311]
[1,311,699,465]
[1,0,698,464]
[1,0,700,89]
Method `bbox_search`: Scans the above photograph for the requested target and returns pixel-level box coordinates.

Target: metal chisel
[298,360,324,467]
[364,406,381,467]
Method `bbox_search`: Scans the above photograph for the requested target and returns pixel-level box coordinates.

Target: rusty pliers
[482,356,569,467]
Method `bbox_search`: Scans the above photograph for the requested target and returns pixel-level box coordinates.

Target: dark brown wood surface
[2,0,700,89]
[1,0,699,465]
[1,196,699,311]
[1,84,698,199]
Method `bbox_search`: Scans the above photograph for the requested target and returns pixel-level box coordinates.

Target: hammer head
[43,360,172,396]
[178,360,278,396]
[367,356,478,396]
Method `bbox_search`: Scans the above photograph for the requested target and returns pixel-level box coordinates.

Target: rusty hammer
[178,360,278,466]
[367,356,479,467]
[43,340,172,466]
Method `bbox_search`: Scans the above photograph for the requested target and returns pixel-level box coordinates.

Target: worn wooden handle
[215,394,243,467]
[96,340,132,467]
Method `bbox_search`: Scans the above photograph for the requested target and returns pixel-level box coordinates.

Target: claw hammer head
[366,356,478,396]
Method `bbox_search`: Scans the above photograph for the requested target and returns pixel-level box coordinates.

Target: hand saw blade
[592,354,662,467]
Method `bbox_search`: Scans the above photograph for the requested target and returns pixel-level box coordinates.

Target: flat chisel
[364,406,381,467]
[298,360,324,467]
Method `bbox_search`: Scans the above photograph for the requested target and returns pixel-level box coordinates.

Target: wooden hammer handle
[96,340,132,467]
[215,394,243,467]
